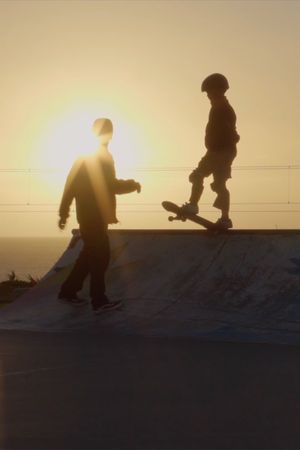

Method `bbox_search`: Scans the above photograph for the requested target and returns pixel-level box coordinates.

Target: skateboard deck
[162,201,222,230]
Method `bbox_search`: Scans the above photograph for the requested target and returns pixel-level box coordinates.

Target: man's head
[201,73,229,102]
[92,118,113,144]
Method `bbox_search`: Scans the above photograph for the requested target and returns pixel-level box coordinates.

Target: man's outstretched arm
[106,159,141,195]
[113,178,141,195]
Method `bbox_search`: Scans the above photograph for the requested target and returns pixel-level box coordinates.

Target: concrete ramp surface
[0,230,300,344]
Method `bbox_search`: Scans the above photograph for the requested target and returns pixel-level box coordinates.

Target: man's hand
[135,182,141,193]
[58,217,67,230]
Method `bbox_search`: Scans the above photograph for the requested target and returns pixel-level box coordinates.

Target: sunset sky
[0,0,300,236]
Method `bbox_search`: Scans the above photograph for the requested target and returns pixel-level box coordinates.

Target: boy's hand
[58,217,67,230]
[135,182,141,193]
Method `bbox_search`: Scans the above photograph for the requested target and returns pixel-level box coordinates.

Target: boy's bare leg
[189,177,204,205]
[180,171,205,215]
[211,175,229,211]
[213,189,230,219]
[211,177,232,228]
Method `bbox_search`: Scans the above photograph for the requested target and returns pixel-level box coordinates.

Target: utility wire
[1,165,299,213]
[0,210,300,214]
[0,165,300,173]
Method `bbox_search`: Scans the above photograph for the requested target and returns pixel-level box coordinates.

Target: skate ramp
[0,230,300,344]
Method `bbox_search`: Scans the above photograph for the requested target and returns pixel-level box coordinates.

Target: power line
[1,201,300,207]
[0,165,299,214]
[0,165,300,173]
[0,210,300,214]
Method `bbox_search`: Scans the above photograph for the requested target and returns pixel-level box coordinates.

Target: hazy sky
[1,0,300,236]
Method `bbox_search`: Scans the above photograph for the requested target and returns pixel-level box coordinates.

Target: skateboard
[162,201,223,231]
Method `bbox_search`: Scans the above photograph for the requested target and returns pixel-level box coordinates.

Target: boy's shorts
[197,148,237,180]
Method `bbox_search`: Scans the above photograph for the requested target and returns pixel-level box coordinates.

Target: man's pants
[60,223,110,307]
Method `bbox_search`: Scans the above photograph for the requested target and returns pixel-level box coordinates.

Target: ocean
[0,237,70,282]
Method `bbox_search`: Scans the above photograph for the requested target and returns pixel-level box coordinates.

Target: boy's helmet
[92,118,113,136]
[201,73,229,93]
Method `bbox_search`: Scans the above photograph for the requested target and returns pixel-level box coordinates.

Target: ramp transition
[0,230,300,344]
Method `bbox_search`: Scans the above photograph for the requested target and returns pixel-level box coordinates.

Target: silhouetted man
[181,73,240,229]
[58,118,141,314]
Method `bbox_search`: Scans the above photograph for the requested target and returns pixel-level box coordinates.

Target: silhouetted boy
[181,73,240,228]
[58,118,141,314]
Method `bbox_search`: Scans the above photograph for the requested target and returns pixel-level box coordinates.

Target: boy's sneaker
[93,300,122,315]
[215,217,233,229]
[180,202,199,215]
[58,293,88,307]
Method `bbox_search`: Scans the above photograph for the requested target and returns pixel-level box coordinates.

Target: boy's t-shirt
[205,97,240,153]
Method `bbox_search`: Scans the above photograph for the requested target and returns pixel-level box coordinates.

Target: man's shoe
[58,293,88,307]
[215,217,233,229]
[180,202,199,215]
[93,300,122,315]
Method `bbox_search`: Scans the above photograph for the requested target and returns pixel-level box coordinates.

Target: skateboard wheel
[168,216,174,222]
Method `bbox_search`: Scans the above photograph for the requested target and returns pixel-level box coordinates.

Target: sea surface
[0,237,70,282]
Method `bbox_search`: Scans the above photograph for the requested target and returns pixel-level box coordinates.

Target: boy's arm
[58,160,81,229]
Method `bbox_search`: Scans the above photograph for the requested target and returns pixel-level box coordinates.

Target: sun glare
[35,107,145,171]
[35,109,99,171]
[109,121,141,176]
[31,104,148,200]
